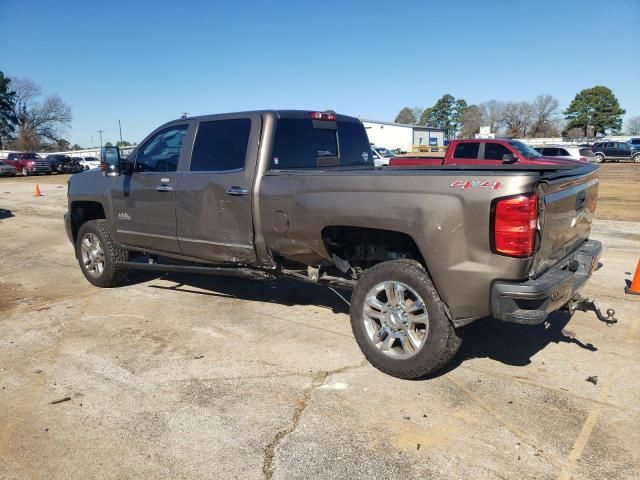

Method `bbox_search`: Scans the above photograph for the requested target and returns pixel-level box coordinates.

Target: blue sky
[1,0,639,146]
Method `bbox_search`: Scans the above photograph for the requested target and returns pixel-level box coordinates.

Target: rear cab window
[271,115,372,169]
[452,142,479,159]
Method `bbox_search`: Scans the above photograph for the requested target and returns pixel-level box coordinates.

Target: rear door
[615,142,631,159]
[448,141,480,164]
[175,113,261,264]
[111,123,192,253]
[532,165,599,276]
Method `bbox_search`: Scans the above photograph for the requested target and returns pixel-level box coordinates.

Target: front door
[175,114,260,264]
[111,124,191,253]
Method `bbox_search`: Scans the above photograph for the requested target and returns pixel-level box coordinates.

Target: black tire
[76,219,129,287]
[594,153,604,164]
[633,153,640,163]
[350,259,462,379]
[21,167,29,176]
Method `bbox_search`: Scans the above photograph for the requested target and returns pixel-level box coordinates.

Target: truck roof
[165,110,362,125]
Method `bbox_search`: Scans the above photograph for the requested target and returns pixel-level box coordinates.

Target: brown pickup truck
[64,110,615,379]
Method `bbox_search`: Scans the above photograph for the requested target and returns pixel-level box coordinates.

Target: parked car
[591,142,640,163]
[533,145,595,162]
[0,160,17,177]
[80,156,101,170]
[45,154,83,173]
[389,139,584,167]
[64,109,614,379]
[4,152,51,176]
[371,146,395,166]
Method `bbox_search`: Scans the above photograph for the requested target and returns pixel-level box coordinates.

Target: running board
[117,261,274,280]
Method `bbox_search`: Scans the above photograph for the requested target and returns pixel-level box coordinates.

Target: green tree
[451,99,468,138]
[71,143,83,150]
[0,71,16,149]
[104,141,113,147]
[394,107,417,124]
[418,94,465,138]
[564,86,625,136]
[116,140,132,147]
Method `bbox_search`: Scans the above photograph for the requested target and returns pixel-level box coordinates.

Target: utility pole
[91,136,94,148]
[98,130,104,149]
[118,120,123,145]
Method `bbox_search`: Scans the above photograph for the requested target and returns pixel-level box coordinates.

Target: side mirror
[502,153,517,164]
[101,146,121,176]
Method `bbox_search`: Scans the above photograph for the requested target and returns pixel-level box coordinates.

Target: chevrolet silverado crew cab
[65,110,613,379]
[389,139,585,167]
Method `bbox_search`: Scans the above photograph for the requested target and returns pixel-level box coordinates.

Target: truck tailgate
[532,164,599,277]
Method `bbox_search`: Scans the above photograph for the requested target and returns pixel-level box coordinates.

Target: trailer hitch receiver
[566,296,618,326]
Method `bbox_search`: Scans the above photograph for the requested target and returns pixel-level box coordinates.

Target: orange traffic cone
[626,259,640,296]
[34,183,43,197]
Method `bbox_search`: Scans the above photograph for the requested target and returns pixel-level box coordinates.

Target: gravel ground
[0,172,638,479]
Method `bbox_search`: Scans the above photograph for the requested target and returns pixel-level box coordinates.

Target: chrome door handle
[156,185,173,192]
[226,186,249,196]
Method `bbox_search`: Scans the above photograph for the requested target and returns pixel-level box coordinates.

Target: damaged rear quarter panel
[258,169,539,319]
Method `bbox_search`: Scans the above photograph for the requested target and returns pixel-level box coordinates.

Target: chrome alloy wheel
[363,281,429,359]
[80,232,105,278]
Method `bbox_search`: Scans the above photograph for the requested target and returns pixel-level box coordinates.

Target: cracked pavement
[1,173,639,479]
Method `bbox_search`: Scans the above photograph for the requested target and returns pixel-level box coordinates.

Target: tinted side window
[135,125,188,173]
[452,142,479,159]
[558,148,570,156]
[483,142,512,160]
[272,119,371,169]
[190,119,251,172]
[631,139,640,145]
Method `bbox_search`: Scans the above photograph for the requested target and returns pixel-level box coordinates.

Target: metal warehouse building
[361,119,445,153]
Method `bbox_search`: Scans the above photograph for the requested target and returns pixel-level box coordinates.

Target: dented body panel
[66,110,601,324]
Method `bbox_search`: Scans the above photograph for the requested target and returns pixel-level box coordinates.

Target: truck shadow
[141,273,351,315]
[0,208,14,219]
[428,312,598,379]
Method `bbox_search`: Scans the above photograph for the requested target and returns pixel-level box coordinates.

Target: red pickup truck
[390,139,584,167]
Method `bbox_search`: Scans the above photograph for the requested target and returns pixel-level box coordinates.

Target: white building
[360,119,445,153]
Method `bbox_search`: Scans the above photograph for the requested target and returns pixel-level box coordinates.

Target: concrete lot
[0,169,639,479]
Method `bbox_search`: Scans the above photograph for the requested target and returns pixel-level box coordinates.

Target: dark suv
[591,141,640,163]
[45,154,83,174]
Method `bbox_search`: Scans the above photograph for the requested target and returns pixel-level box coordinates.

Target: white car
[371,146,395,166]
[79,157,101,170]
[534,145,596,162]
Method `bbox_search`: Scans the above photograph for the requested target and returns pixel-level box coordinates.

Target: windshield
[508,140,543,159]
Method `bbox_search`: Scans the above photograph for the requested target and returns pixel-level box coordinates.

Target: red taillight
[580,156,588,162]
[310,111,336,121]
[492,193,538,257]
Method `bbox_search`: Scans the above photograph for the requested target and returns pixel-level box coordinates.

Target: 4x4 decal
[450,180,503,190]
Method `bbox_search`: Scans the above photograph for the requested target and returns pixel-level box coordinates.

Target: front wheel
[633,153,640,163]
[350,260,462,379]
[21,167,29,176]
[76,220,129,287]
[593,153,604,163]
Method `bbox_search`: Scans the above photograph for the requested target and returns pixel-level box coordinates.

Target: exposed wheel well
[70,201,106,242]
[321,226,426,270]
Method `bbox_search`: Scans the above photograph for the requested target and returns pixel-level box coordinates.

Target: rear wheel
[76,220,129,287]
[350,260,462,379]
[594,153,604,163]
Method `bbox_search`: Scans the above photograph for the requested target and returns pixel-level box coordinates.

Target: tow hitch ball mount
[566,296,618,326]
